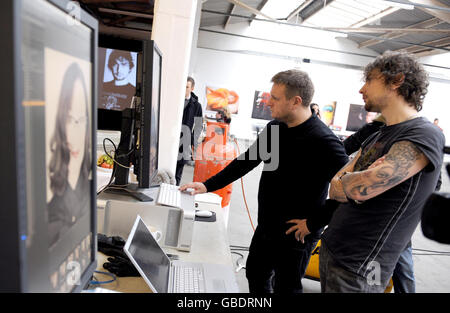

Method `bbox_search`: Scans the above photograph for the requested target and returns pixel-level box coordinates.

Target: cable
[231,251,246,272]
[412,248,450,254]
[233,138,256,233]
[89,271,116,286]
[97,138,134,196]
[230,244,250,251]
[103,138,133,169]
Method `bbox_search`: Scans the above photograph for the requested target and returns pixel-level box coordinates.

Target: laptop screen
[127,218,171,293]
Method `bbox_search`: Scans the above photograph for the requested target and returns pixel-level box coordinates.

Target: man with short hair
[181,70,348,293]
[287,51,445,292]
[175,76,203,185]
[102,50,136,110]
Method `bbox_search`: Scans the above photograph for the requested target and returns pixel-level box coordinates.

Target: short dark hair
[271,69,314,107]
[363,51,429,111]
[108,50,134,71]
[187,76,195,88]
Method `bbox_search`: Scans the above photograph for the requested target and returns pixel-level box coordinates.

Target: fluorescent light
[260,0,307,19]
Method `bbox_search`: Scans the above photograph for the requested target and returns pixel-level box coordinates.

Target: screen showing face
[98,47,138,111]
[21,0,95,292]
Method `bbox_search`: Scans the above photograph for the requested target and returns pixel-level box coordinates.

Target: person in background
[175,76,203,185]
[181,69,348,293]
[433,118,443,132]
[310,103,321,119]
[215,107,232,124]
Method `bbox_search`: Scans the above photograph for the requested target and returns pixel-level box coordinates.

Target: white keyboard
[156,183,181,208]
[173,266,205,293]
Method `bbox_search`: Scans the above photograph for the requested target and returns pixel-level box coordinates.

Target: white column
[151,0,198,176]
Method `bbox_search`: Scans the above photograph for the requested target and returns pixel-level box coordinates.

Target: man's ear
[391,73,405,90]
[293,95,303,107]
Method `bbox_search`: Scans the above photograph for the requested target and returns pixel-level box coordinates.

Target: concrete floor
[180,145,450,293]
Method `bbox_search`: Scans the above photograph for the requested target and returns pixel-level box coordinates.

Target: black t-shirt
[204,115,349,243]
[100,81,136,110]
[322,117,445,285]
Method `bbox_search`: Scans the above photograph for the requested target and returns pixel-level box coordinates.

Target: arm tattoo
[342,141,423,200]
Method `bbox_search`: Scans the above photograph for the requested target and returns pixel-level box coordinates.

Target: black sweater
[203,115,348,240]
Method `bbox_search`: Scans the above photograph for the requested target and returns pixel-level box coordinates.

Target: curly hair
[363,51,429,111]
[271,69,315,107]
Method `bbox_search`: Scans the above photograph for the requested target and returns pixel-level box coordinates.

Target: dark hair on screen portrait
[49,62,91,197]
[107,50,135,72]
[363,51,429,112]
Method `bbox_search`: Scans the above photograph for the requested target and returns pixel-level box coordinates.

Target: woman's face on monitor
[66,79,87,160]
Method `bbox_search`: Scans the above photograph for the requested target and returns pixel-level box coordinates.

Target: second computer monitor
[136,41,162,188]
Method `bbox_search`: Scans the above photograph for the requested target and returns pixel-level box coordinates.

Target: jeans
[245,226,321,293]
[392,242,415,293]
[319,241,386,293]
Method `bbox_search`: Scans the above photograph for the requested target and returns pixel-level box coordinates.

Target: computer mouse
[181,188,195,194]
[195,210,213,218]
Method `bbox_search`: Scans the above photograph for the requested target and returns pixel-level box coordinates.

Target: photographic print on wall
[205,86,239,114]
[322,101,337,126]
[251,90,272,121]
[346,104,378,131]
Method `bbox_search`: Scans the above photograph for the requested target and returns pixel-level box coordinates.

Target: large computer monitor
[1,0,98,292]
[97,35,162,200]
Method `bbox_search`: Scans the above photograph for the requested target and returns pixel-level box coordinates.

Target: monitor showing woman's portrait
[45,49,92,249]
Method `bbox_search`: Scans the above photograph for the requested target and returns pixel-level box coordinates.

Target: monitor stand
[104,183,153,202]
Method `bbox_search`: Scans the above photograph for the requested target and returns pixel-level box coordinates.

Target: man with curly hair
[286,51,445,292]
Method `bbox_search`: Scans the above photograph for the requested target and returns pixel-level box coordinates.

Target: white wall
[189,21,450,145]
[151,0,198,175]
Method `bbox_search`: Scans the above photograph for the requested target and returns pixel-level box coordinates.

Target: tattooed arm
[329,149,362,202]
[340,141,429,202]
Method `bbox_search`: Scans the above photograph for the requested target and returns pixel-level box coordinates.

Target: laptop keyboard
[156,183,181,208]
[173,265,205,293]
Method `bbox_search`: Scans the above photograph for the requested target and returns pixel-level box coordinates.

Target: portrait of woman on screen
[47,62,91,248]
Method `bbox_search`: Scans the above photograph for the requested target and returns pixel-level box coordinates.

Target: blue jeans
[392,242,415,293]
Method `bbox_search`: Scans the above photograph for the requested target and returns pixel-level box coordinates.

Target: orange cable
[233,138,255,232]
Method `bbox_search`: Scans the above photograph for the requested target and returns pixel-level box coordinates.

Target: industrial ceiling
[78,0,450,56]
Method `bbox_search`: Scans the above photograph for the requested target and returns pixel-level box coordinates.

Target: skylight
[303,0,412,29]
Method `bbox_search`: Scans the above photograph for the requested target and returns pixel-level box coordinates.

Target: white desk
[94,186,237,293]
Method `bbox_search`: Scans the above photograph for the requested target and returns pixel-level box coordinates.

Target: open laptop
[123,215,239,293]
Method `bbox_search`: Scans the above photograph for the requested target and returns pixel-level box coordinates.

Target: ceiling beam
[358,17,444,48]
[225,0,276,21]
[326,27,450,33]
[249,0,269,25]
[397,36,450,53]
[299,0,335,24]
[82,0,151,3]
[99,24,151,40]
[223,4,236,30]
[105,15,137,26]
[412,0,450,24]
[286,0,315,22]
[98,7,153,19]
